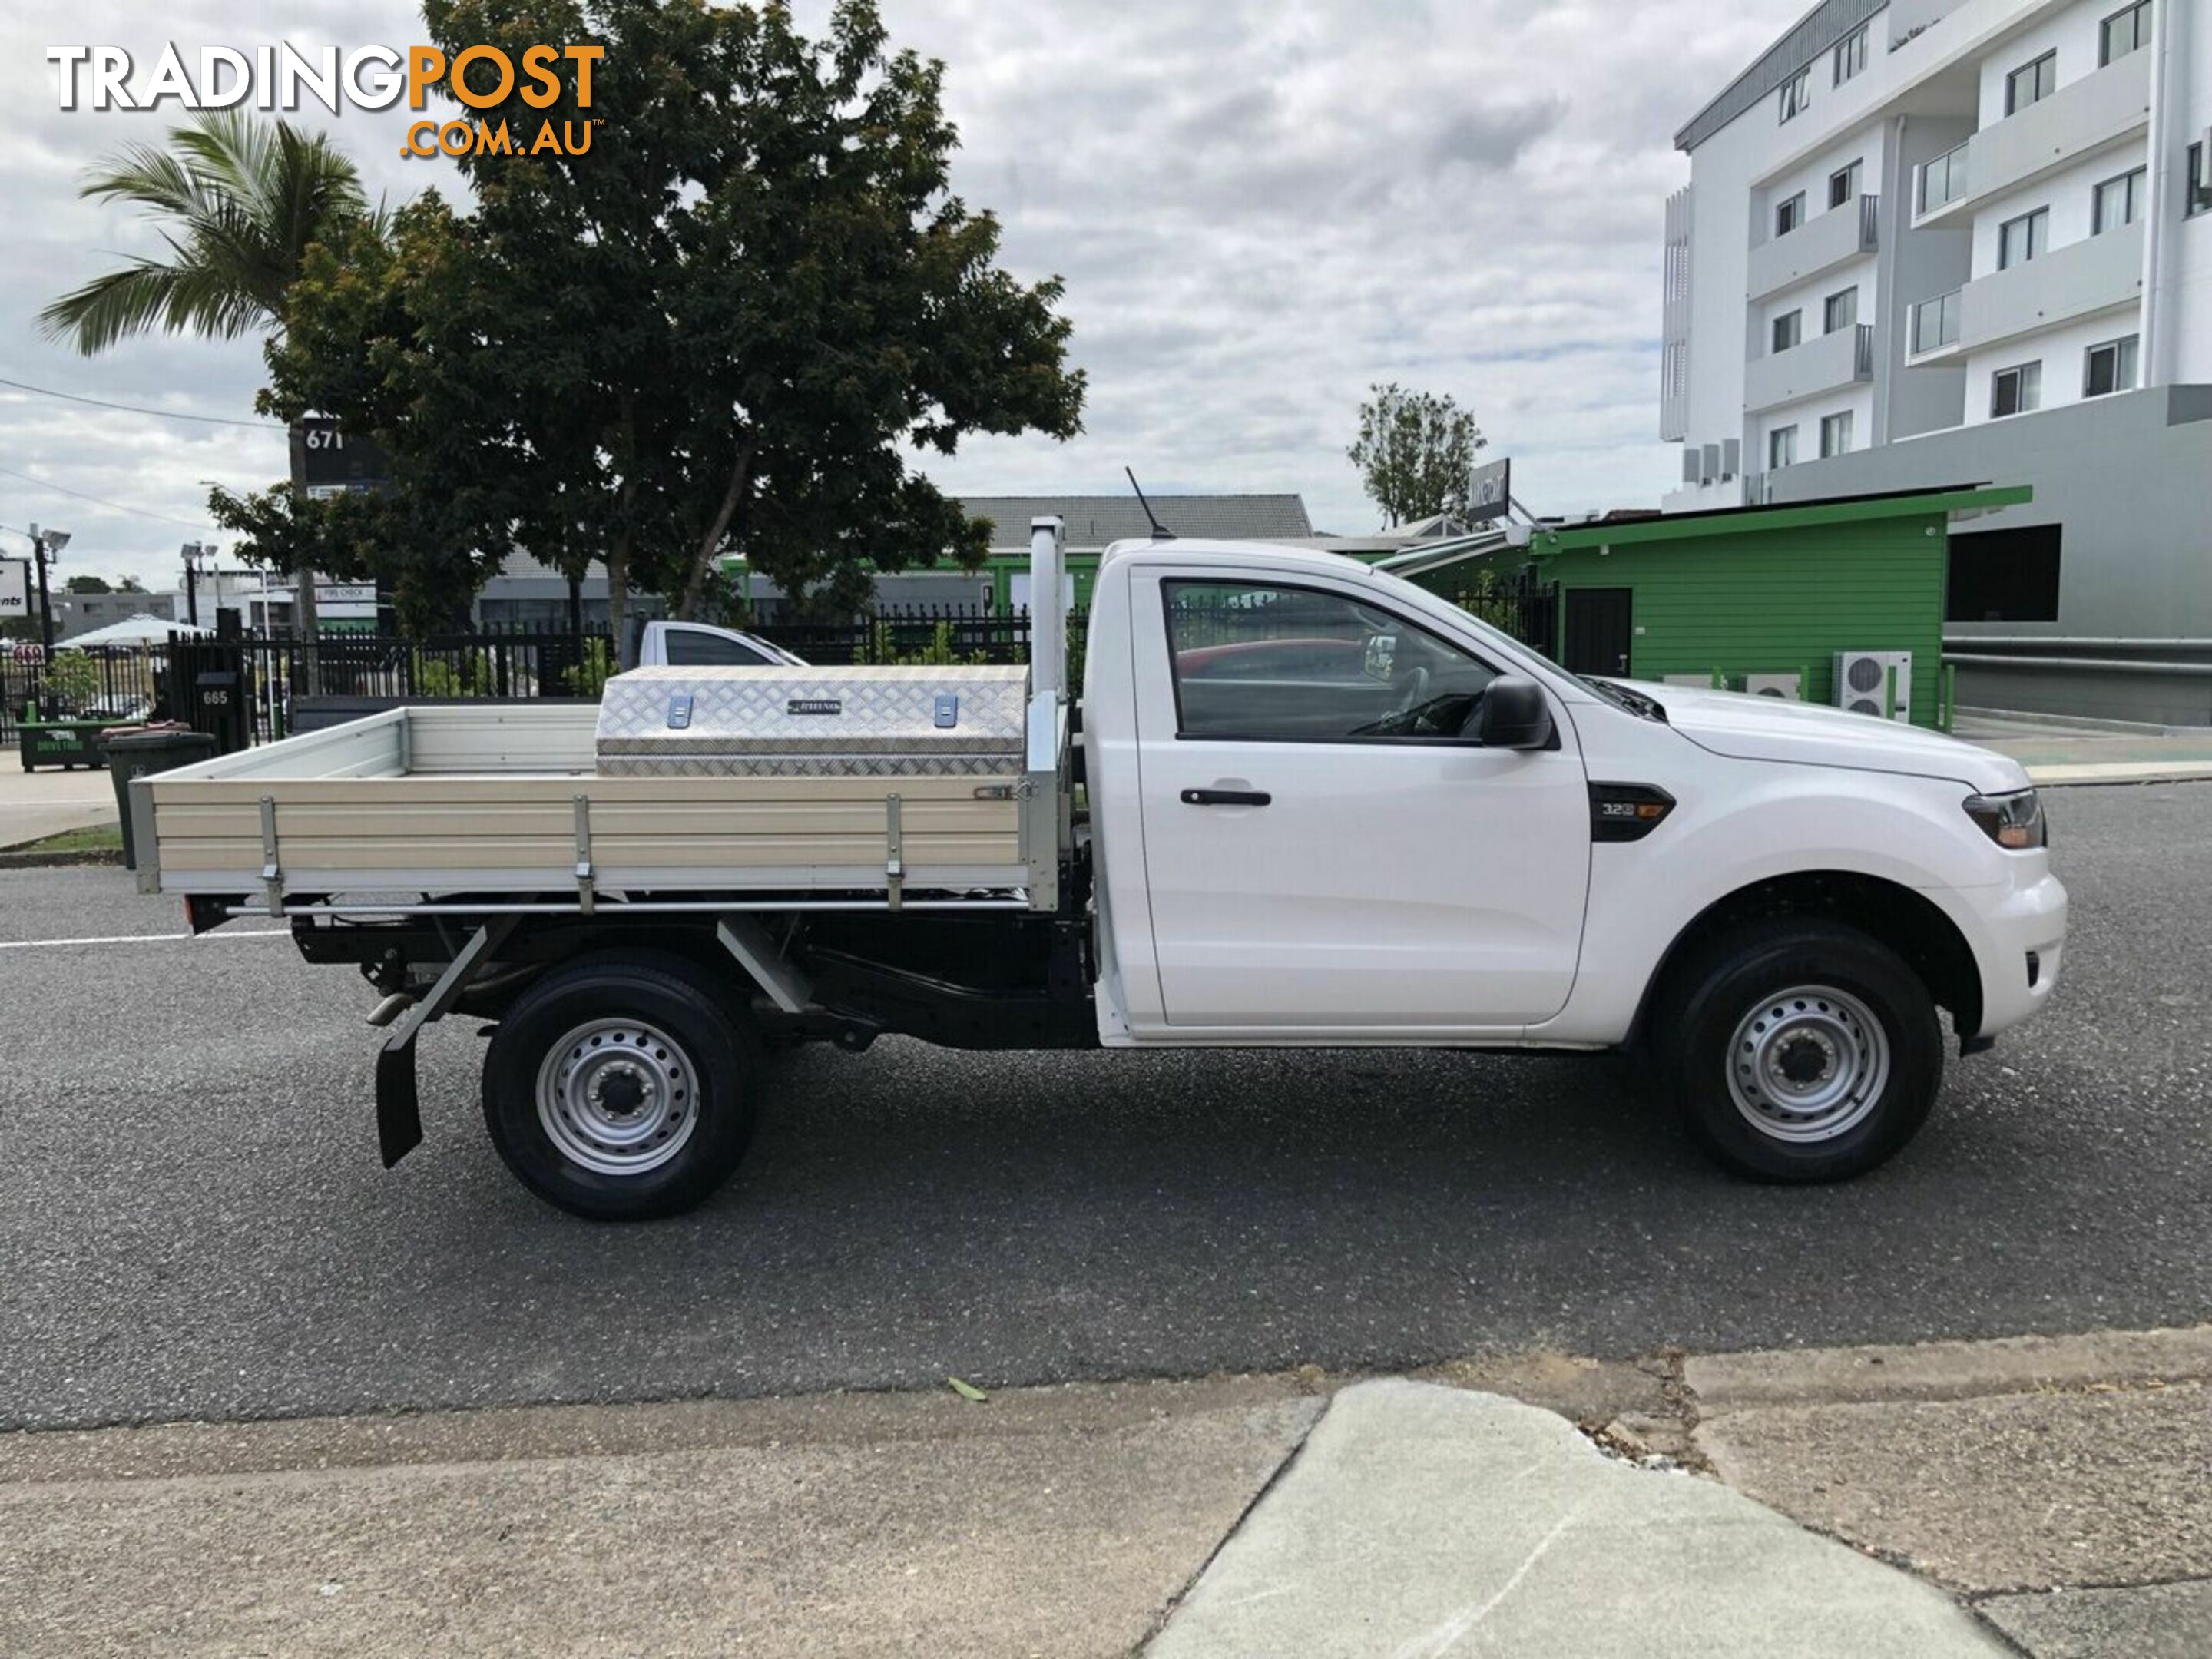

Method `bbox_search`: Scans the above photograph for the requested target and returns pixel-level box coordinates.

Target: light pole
[26,522,69,655]
[181,541,209,628]
[25,523,70,717]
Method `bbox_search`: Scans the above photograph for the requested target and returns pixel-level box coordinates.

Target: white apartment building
[1660,0,2212,720]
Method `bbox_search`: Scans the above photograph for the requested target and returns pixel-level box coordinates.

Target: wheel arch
[1630,870,1983,1048]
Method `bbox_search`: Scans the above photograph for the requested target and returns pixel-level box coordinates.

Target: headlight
[1963,788,2045,850]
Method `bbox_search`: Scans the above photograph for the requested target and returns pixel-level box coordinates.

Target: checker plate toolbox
[594,664,1031,779]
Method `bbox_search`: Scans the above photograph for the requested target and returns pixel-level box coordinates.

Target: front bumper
[1960,866,2068,1041]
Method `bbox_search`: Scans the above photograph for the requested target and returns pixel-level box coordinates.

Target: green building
[1392,485,2031,730]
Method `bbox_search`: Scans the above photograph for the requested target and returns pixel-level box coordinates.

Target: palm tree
[41,110,375,637]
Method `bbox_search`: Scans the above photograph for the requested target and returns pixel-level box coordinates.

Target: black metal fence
[7,581,1560,750]
[2,648,167,746]
[167,627,618,744]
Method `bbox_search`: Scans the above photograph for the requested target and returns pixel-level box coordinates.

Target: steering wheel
[1391,664,1431,717]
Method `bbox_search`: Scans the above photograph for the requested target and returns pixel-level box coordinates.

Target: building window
[1780,67,1810,123]
[1823,286,1859,333]
[1919,143,1969,214]
[1776,191,1806,237]
[1833,23,1869,85]
[1997,207,2048,269]
[1912,290,1961,353]
[1991,361,2041,418]
[1768,426,1799,469]
[1772,310,1803,353]
[1947,524,2061,622]
[2092,167,2145,233]
[2084,335,2139,397]
[1820,411,1854,457]
[2005,51,2056,116]
[2189,143,2210,217]
[1828,160,1863,209]
[2100,2,2152,66]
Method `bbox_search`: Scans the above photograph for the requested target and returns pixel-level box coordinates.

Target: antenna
[1124,466,1176,540]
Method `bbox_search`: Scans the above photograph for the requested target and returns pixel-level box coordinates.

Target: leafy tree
[64,575,111,594]
[118,575,146,593]
[267,0,1084,641]
[41,110,379,637]
[1348,382,1488,528]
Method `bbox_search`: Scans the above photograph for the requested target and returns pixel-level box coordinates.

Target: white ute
[132,518,2066,1218]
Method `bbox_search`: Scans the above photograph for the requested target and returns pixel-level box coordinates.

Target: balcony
[1747,194,1879,300]
[1956,220,2143,353]
[1913,49,2151,226]
[1744,323,1873,414]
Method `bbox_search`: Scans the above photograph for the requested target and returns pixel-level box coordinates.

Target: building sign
[300,417,391,500]
[1467,457,1512,524]
[0,559,28,619]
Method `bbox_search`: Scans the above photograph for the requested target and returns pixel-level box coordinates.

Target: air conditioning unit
[1744,671,1802,700]
[1833,651,1912,722]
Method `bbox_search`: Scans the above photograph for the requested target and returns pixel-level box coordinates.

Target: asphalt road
[2,784,2207,1432]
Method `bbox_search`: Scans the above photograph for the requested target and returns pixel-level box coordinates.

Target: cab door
[1131,571,1591,1035]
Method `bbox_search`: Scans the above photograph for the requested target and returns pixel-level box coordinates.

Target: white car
[134,528,2065,1218]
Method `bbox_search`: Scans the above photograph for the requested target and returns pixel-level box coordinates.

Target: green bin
[104,726,219,870]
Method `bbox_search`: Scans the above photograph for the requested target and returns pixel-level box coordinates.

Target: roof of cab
[1098,537,1384,581]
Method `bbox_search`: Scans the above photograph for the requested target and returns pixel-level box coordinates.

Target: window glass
[662,628,775,666]
[2094,168,2145,233]
[2100,2,2151,66]
[1820,411,1854,457]
[2084,336,2139,397]
[2192,144,2211,217]
[1773,310,1803,353]
[1998,208,2048,270]
[1828,161,1862,209]
[1768,426,1798,469]
[1823,287,1858,333]
[1164,581,1498,743]
[1776,192,1806,236]
[1833,25,1869,85]
[1780,68,1810,123]
[2005,52,2056,115]
[1992,362,2041,418]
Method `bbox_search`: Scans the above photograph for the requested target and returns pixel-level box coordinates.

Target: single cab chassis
[132,520,2068,1217]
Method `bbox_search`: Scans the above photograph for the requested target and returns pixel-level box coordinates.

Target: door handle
[1181,787,1271,806]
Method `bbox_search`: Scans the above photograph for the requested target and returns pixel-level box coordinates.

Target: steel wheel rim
[535,1017,698,1177]
[1724,984,1890,1144]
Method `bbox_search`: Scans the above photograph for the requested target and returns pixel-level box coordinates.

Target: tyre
[482,952,760,1220]
[1660,919,1943,1183]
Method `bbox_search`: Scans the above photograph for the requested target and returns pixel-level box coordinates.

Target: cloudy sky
[2,0,1806,591]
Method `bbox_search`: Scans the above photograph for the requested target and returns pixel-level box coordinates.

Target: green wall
[1406,508,1956,727]
[1537,515,1946,724]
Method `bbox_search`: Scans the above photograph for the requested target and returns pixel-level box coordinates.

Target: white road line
[0,930,291,952]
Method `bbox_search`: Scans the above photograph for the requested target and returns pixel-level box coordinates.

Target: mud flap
[370,916,519,1168]
[376,1041,424,1167]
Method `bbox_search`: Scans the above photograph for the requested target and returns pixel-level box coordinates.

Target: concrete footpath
[0,762,116,849]
[2,1326,2207,1657]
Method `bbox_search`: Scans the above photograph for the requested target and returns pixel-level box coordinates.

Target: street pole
[28,522,55,657]
[183,543,203,628]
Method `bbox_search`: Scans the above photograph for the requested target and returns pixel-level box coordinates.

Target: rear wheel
[1661,919,1942,1182]
[483,952,759,1220]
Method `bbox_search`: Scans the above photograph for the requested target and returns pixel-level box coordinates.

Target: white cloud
[0,0,1806,587]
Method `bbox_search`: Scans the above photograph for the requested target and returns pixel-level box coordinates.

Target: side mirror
[1476,676,1553,750]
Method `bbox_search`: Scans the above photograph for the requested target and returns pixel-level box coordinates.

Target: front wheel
[482,952,760,1220]
[1661,919,1943,1182]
